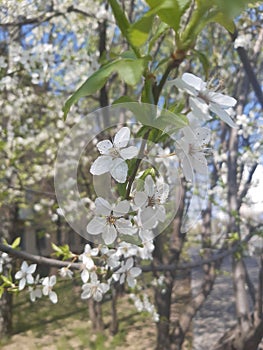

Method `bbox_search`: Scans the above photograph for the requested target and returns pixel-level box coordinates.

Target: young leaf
[146,0,191,31]
[129,15,154,47]
[63,58,146,119]
[108,0,130,41]
[11,237,21,249]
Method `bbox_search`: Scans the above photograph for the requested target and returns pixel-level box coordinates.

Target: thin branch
[1,229,258,272]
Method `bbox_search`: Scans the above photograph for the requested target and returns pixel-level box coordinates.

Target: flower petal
[192,153,208,175]
[114,200,130,216]
[195,127,211,145]
[110,158,128,183]
[19,278,26,291]
[209,103,237,128]
[102,225,117,245]
[119,146,138,160]
[90,155,112,175]
[208,92,236,108]
[189,97,209,121]
[116,218,137,235]
[97,140,113,154]
[144,175,155,197]
[49,291,58,304]
[181,156,194,182]
[182,73,207,92]
[155,205,166,222]
[27,264,37,274]
[134,191,148,208]
[141,207,157,229]
[95,197,111,215]
[87,217,106,235]
[113,127,130,148]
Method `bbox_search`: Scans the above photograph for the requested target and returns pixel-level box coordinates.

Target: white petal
[126,257,134,270]
[97,140,113,154]
[144,175,155,197]
[87,217,106,235]
[93,290,103,302]
[189,97,209,121]
[83,256,94,270]
[208,91,236,108]
[81,287,92,299]
[49,291,58,304]
[42,276,49,286]
[139,229,154,242]
[141,207,157,229]
[192,153,208,174]
[155,206,166,222]
[113,127,130,148]
[15,271,23,279]
[27,264,37,274]
[90,156,112,175]
[182,126,197,143]
[195,127,211,145]
[102,225,117,245]
[110,158,128,183]
[130,267,142,278]
[114,200,130,216]
[21,261,28,272]
[99,283,110,294]
[209,103,237,128]
[50,275,56,287]
[182,73,207,92]
[119,146,138,160]
[116,218,137,235]
[95,197,111,215]
[181,156,194,182]
[127,276,136,288]
[42,285,49,296]
[171,77,197,96]
[19,278,26,291]
[26,275,34,284]
[134,192,148,208]
[81,269,90,283]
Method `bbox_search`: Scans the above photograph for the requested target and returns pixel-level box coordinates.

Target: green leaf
[63,58,146,119]
[115,59,145,85]
[146,0,191,31]
[214,0,258,18]
[129,15,154,47]
[108,0,130,41]
[112,96,137,105]
[155,111,189,132]
[212,12,235,33]
[11,237,21,249]
[108,0,140,57]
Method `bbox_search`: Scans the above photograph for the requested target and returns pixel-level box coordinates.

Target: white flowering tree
[0,1,263,350]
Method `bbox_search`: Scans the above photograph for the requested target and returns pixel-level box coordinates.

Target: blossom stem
[125,129,151,200]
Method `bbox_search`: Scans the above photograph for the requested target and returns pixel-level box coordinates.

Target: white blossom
[59,267,73,279]
[81,272,109,302]
[134,175,169,229]
[42,275,58,304]
[15,261,37,291]
[28,274,42,302]
[87,197,137,245]
[0,253,10,273]
[176,126,211,181]
[113,257,142,288]
[90,127,138,183]
[168,73,237,127]
[79,244,99,283]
